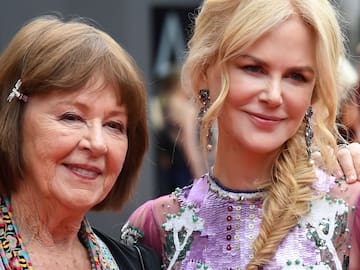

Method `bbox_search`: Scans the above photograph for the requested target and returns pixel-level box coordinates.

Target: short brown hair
[0,15,148,210]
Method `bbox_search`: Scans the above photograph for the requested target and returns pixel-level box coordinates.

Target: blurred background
[0,0,359,239]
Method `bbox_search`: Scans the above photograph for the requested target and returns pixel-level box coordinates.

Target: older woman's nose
[79,122,108,156]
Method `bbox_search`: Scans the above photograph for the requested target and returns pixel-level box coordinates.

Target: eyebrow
[238,54,315,75]
[57,100,127,116]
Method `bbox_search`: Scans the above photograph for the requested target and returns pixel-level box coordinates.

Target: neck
[212,140,279,191]
[10,184,84,247]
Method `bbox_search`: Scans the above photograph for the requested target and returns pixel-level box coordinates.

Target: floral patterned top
[121,169,360,269]
[0,196,119,270]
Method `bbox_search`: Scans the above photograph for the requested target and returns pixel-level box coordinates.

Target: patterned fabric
[81,219,119,269]
[121,169,358,270]
[0,197,33,270]
[0,197,118,270]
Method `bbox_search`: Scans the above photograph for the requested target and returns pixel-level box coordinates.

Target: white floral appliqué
[162,204,204,270]
[299,195,348,269]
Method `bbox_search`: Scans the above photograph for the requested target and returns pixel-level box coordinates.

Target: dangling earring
[198,89,213,151]
[305,106,314,164]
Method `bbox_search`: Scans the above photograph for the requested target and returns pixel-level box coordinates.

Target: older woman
[0,16,160,269]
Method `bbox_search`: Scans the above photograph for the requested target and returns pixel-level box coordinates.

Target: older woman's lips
[64,164,101,179]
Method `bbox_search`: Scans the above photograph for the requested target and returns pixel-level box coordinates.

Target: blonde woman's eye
[243,65,262,73]
[289,73,307,82]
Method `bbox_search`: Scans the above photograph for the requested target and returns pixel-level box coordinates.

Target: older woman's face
[21,76,128,210]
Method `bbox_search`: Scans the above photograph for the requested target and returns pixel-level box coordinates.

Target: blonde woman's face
[207,16,316,155]
[21,75,128,211]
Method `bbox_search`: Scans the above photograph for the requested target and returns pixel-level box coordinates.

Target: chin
[60,196,98,211]
[248,142,285,155]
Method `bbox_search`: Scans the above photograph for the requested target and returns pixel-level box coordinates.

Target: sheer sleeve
[349,194,360,269]
[121,194,180,257]
[330,179,360,269]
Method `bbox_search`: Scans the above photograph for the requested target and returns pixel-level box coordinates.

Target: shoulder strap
[133,245,145,270]
[93,227,161,270]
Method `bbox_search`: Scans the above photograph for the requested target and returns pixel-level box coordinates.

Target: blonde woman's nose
[259,78,283,106]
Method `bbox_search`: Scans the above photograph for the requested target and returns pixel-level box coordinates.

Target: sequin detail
[121,170,356,269]
[120,224,144,245]
[172,174,350,269]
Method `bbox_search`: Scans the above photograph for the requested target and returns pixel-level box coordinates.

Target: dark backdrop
[0,0,200,239]
[1,0,356,240]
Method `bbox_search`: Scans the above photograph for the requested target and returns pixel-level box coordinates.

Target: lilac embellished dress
[121,169,360,269]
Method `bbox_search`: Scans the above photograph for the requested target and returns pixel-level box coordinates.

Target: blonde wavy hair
[182,0,344,268]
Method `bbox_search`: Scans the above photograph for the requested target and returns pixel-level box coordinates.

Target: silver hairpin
[7,79,28,103]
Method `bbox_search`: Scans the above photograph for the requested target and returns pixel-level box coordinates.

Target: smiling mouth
[248,112,284,127]
[64,164,101,178]
[254,115,280,122]
[250,112,283,121]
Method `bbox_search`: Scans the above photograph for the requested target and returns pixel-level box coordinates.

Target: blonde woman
[121,0,360,269]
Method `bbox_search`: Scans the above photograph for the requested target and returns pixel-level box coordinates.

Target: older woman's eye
[59,112,84,122]
[106,121,126,133]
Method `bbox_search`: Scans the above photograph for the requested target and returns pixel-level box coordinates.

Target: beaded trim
[120,223,144,245]
[207,174,267,202]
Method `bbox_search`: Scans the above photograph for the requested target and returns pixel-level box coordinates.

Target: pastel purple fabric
[122,169,357,269]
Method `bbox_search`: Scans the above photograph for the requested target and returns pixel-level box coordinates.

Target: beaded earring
[198,89,213,151]
[305,106,314,164]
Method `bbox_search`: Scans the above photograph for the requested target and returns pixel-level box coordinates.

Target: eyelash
[59,112,125,133]
[243,65,263,73]
[242,65,307,82]
[287,73,307,82]
[60,112,83,122]
[106,121,126,133]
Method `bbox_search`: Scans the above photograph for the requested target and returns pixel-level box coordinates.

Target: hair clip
[7,79,28,103]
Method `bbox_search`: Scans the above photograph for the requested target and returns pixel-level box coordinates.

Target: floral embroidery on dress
[162,204,204,270]
[171,175,351,269]
[120,224,144,245]
[121,171,356,269]
[283,262,331,270]
[300,195,349,269]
